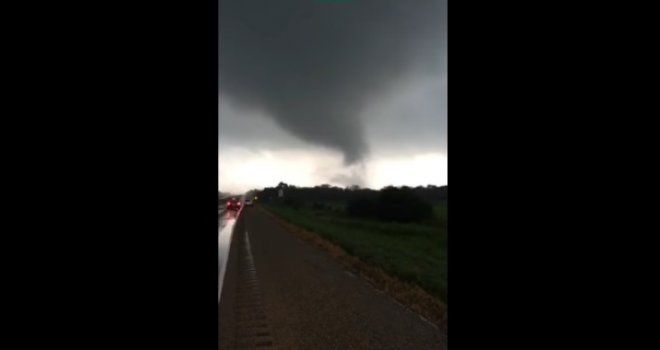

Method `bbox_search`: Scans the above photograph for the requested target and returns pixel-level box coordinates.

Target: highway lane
[218,195,246,303]
[218,209,238,303]
[219,205,446,350]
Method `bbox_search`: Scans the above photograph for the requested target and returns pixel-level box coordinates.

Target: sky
[219,0,446,193]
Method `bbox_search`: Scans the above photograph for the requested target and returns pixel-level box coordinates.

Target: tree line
[257,183,447,223]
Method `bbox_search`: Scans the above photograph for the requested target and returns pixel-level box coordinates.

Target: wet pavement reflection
[218,205,242,303]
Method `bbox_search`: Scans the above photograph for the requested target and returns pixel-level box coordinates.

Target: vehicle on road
[226,197,242,211]
[244,199,253,206]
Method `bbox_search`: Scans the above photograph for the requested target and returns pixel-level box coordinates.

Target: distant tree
[376,186,433,223]
[346,197,378,218]
[257,183,440,221]
[345,186,432,223]
[283,195,303,209]
[258,187,279,203]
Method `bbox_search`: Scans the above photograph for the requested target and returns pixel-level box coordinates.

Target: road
[219,195,245,302]
[219,205,447,350]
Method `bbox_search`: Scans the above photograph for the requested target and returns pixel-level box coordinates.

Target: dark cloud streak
[219,0,446,164]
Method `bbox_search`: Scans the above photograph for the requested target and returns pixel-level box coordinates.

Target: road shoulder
[256,204,447,332]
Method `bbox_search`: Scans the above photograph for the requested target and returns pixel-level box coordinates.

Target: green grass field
[262,201,447,301]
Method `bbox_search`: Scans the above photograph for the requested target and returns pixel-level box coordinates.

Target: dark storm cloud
[362,73,447,155]
[219,0,446,164]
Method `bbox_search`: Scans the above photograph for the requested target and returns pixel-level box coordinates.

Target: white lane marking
[245,230,255,267]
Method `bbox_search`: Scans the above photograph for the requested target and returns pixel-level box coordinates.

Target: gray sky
[219,0,446,193]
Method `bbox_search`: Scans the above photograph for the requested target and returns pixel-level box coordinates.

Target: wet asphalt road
[219,206,447,350]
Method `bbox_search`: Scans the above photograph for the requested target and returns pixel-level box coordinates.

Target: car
[244,199,253,206]
[226,197,241,211]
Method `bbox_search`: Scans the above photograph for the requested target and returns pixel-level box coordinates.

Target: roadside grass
[262,202,447,302]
